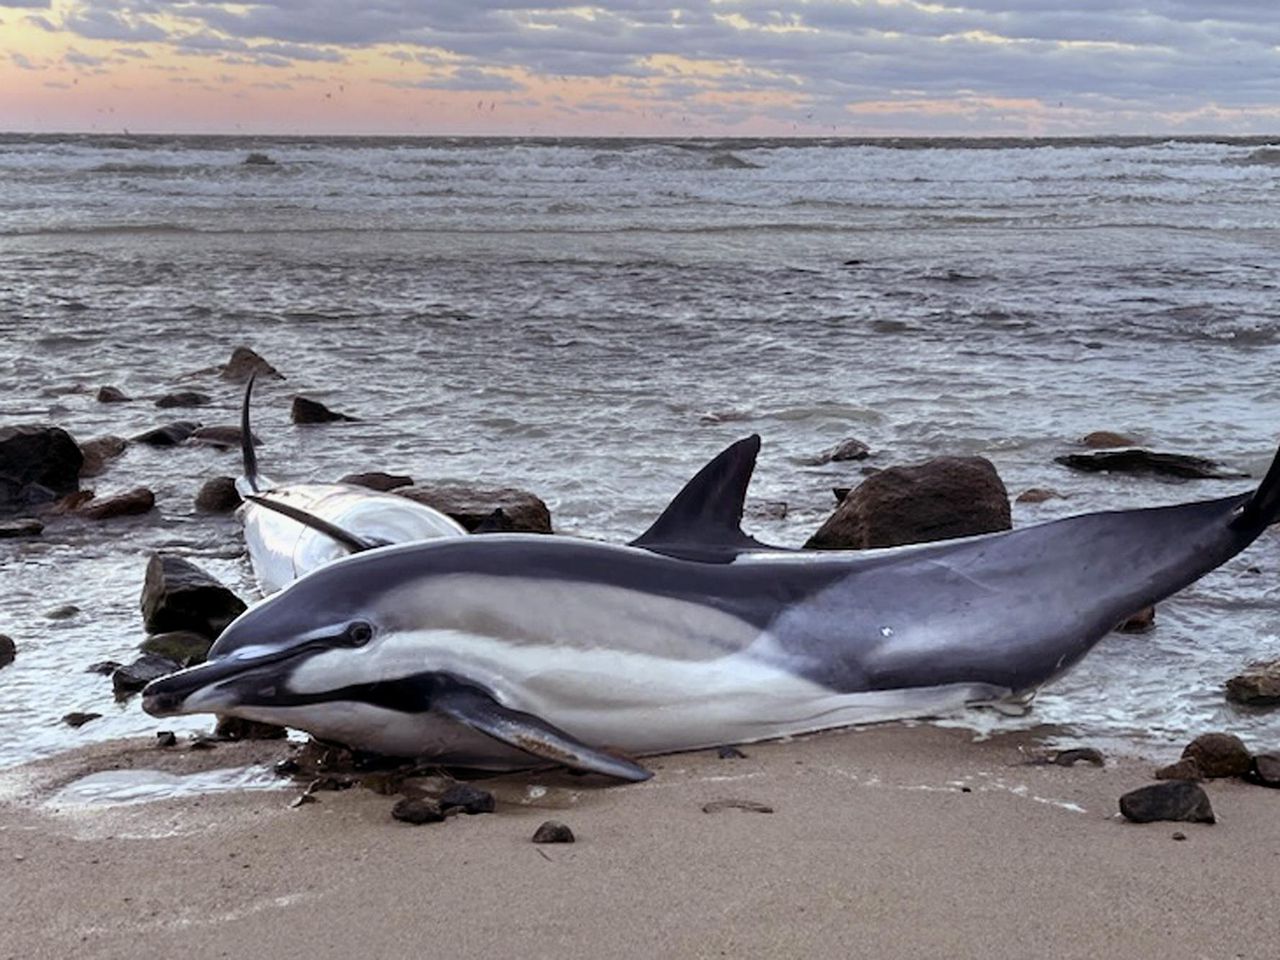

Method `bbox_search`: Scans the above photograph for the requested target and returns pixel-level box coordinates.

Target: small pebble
[392,797,445,825]
[62,712,102,728]
[716,746,747,760]
[439,783,495,815]
[155,731,177,748]
[1172,832,1187,841]
[532,820,575,843]
[701,799,774,814]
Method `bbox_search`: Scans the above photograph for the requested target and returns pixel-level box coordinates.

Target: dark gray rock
[0,425,83,508]
[1155,758,1203,781]
[1225,659,1280,707]
[156,730,177,748]
[243,153,277,167]
[0,518,43,538]
[1016,487,1063,504]
[339,472,413,492]
[717,746,747,760]
[96,385,130,403]
[397,483,552,533]
[531,820,575,843]
[188,426,259,450]
[132,421,200,447]
[79,436,128,478]
[214,716,288,741]
[1246,753,1280,788]
[86,660,121,675]
[1052,747,1105,767]
[140,553,247,638]
[221,346,283,382]
[79,487,155,520]
[471,508,515,534]
[800,438,871,466]
[139,630,213,665]
[156,391,212,409]
[1080,431,1136,449]
[112,654,182,698]
[0,634,14,668]
[1115,605,1156,634]
[195,476,241,513]
[392,797,445,824]
[439,784,496,815]
[701,799,774,814]
[806,455,1010,550]
[45,604,80,620]
[1181,732,1252,778]
[291,396,358,424]
[1055,450,1246,480]
[1119,781,1215,824]
[62,712,102,728]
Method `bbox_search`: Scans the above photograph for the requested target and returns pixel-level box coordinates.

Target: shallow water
[2,134,1279,767]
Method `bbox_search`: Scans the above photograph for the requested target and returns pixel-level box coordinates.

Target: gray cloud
[10,51,37,69]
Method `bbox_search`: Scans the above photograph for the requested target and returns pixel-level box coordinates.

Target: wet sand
[1,724,1277,960]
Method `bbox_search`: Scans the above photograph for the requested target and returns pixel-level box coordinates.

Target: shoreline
[4,723,1277,960]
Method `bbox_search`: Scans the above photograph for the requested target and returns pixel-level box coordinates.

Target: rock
[79,487,155,520]
[471,508,515,534]
[1016,487,1063,504]
[62,712,102,728]
[86,660,120,675]
[0,635,15,668]
[1052,747,1105,767]
[0,425,83,508]
[1181,732,1252,778]
[438,784,496,815]
[139,630,213,665]
[392,797,445,825]
[339,471,413,492]
[800,438,871,466]
[1055,450,1246,480]
[221,346,283,382]
[111,654,181,698]
[188,426,259,450]
[717,746,747,759]
[1080,431,1136,449]
[214,716,288,741]
[1225,659,1280,707]
[140,553,247,638]
[195,476,241,513]
[531,820,575,843]
[832,487,851,504]
[291,396,358,424]
[1246,753,1280,788]
[806,456,1010,550]
[1119,781,1215,824]
[156,730,177,748]
[0,518,43,538]
[747,500,788,521]
[702,799,774,814]
[155,391,212,409]
[45,604,80,620]
[1155,758,1203,781]
[244,152,277,166]
[1115,606,1156,634]
[79,436,128,478]
[51,490,95,514]
[96,385,130,403]
[397,483,552,533]
[132,421,199,447]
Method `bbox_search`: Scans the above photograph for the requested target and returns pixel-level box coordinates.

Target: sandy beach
[2,723,1276,960]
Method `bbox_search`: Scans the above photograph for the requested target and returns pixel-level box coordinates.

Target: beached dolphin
[234,376,466,595]
[145,438,1280,781]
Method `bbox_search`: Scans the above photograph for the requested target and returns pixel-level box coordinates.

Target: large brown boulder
[1180,732,1252,778]
[140,554,247,639]
[0,425,83,509]
[79,487,155,520]
[396,483,552,533]
[221,346,283,382]
[79,436,128,478]
[1225,659,1280,707]
[806,455,1010,550]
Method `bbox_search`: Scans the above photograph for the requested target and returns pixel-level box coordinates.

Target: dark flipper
[242,493,389,553]
[432,679,653,782]
[630,434,785,562]
[240,373,261,494]
[1231,440,1280,531]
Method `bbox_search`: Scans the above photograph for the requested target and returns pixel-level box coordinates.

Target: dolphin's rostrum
[146,438,1280,782]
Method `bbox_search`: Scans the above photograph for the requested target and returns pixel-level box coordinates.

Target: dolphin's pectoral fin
[431,679,654,782]
[242,494,389,553]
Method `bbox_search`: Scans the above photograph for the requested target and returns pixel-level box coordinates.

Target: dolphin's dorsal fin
[242,494,389,553]
[239,373,261,494]
[431,676,653,782]
[1231,440,1280,530]
[630,435,772,561]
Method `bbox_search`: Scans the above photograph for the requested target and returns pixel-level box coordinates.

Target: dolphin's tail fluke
[630,434,781,562]
[1232,440,1280,530]
[239,373,261,495]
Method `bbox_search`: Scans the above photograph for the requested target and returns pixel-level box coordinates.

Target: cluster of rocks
[1119,732,1279,825]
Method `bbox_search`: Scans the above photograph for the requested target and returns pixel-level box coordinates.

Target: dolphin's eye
[346,621,374,646]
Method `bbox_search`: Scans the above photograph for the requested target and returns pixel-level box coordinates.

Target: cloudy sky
[3,1,1279,136]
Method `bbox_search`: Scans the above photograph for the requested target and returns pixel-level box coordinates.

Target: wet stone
[1055,449,1245,480]
[291,396,358,424]
[132,421,200,447]
[800,438,871,466]
[1155,758,1204,781]
[221,346,283,382]
[155,391,212,409]
[1053,747,1105,767]
[1246,753,1280,789]
[111,654,182,698]
[1225,659,1280,707]
[140,553,246,638]
[439,784,496,816]
[86,660,121,675]
[397,483,552,533]
[0,518,43,538]
[79,487,155,520]
[392,797,445,825]
[188,426,258,450]
[339,471,413,492]
[531,820,575,843]
[1080,430,1136,448]
[717,746,747,760]
[195,476,241,513]
[0,634,14,668]
[96,385,130,403]
[1119,781,1215,824]
[1016,487,1063,505]
[78,436,127,478]
[155,731,177,748]
[139,630,212,665]
[702,799,774,814]
[62,712,102,728]
[1181,732,1252,778]
[1115,606,1156,634]
[45,604,80,620]
[0,425,84,508]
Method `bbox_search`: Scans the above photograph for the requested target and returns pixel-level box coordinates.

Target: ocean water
[2,134,1279,767]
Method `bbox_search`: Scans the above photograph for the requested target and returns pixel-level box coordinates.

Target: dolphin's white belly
[241,484,466,596]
